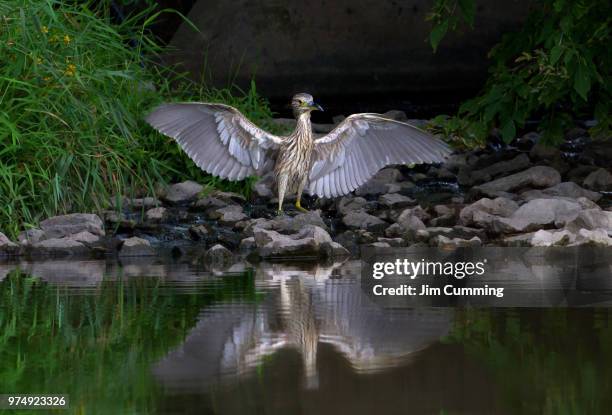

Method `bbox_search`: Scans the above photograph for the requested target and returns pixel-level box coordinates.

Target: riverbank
[1,117,611,264]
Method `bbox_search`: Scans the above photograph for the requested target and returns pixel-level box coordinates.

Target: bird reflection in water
[152,261,453,390]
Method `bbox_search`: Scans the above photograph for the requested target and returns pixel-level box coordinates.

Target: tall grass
[0,0,277,238]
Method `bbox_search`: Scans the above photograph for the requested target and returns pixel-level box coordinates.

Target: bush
[427,0,611,147]
[0,0,276,238]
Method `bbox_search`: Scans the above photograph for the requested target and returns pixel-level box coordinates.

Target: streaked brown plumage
[146,92,452,213]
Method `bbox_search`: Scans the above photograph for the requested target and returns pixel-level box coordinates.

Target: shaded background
[140,0,534,117]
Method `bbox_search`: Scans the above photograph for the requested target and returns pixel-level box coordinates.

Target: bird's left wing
[308,114,451,198]
[146,103,283,181]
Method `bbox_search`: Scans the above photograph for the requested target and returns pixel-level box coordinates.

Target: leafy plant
[427,0,611,146]
[0,0,275,238]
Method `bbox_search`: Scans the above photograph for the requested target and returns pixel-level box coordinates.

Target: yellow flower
[63,34,71,45]
[41,25,49,34]
[36,57,42,64]
[65,63,76,76]
[49,34,58,44]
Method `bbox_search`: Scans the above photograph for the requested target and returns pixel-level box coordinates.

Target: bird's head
[291,93,323,117]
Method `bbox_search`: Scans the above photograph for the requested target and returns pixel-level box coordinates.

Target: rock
[384,223,404,238]
[429,214,456,227]
[104,211,136,229]
[368,242,392,248]
[378,193,415,209]
[502,232,537,247]
[128,197,160,209]
[239,237,257,254]
[342,211,387,232]
[530,143,561,160]
[574,229,612,247]
[337,196,368,215]
[209,190,247,204]
[474,166,561,197]
[162,180,203,204]
[208,205,247,225]
[565,209,612,232]
[68,231,100,244]
[203,244,234,266]
[0,232,19,255]
[329,241,351,258]
[119,237,155,257]
[531,229,574,247]
[18,229,46,246]
[145,207,167,222]
[354,179,389,197]
[189,224,210,240]
[194,196,228,210]
[253,175,275,199]
[376,237,405,247]
[520,181,602,202]
[274,210,329,233]
[40,213,105,239]
[396,211,426,233]
[583,168,612,191]
[382,110,408,122]
[253,225,341,258]
[434,235,482,249]
[493,198,582,233]
[470,153,531,183]
[373,167,403,182]
[32,238,88,256]
[398,205,431,222]
[459,197,519,227]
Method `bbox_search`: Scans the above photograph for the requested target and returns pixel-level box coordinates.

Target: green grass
[0,0,278,239]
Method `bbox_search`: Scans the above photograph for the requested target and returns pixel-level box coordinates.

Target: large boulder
[459,197,518,227]
[520,182,602,202]
[161,180,203,205]
[474,166,561,197]
[583,168,612,191]
[31,238,89,256]
[492,198,582,233]
[565,209,612,232]
[40,213,105,239]
[252,225,347,258]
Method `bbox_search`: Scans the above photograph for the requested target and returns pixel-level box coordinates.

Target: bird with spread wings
[146,93,452,214]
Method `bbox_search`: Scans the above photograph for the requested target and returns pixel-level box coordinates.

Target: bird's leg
[295,177,308,213]
[277,174,288,215]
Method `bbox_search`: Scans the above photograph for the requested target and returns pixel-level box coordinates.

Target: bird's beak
[309,102,323,111]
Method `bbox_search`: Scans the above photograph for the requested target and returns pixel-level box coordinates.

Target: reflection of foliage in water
[0,269,256,414]
[447,309,612,415]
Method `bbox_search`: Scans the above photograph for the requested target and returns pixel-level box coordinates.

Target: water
[0,258,611,414]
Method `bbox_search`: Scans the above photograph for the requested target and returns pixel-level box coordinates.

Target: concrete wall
[164,0,532,108]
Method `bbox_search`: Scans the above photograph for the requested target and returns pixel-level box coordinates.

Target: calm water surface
[0,258,611,414]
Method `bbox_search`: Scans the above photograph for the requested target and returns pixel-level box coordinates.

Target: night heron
[146,93,451,213]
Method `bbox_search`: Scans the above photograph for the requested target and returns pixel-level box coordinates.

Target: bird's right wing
[308,114,452,198]
[146,103,283,181]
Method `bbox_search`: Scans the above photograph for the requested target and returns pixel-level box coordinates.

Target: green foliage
[427,0,475,52]
[0,1,275,238]
[0,267,257,414]
[428,0,611,147]
[448,309,612,414]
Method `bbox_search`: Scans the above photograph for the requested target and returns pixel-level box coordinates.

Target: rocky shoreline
[1,122,611,264]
